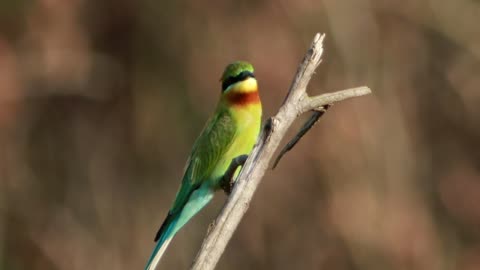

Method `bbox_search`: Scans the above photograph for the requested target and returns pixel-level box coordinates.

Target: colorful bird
[145,61,262,270]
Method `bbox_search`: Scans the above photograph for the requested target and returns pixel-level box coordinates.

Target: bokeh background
[1,0,480,269]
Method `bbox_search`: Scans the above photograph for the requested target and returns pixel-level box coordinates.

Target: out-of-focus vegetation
[1,0,480,269]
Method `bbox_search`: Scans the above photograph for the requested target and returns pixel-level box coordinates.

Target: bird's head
[220,61,256,92]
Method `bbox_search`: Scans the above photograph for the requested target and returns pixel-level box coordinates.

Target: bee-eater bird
[144,61,262,270]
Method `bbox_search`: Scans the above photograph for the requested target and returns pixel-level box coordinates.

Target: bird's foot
[220,179,234,195]
[220,154,248,195]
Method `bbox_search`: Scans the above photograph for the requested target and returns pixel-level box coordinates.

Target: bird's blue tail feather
[144,216,178,270]
[144,185,214,270]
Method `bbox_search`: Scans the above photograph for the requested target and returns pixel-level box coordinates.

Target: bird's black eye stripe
[222,71,255,91]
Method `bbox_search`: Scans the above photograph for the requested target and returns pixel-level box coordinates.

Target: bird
[144,61,262,270]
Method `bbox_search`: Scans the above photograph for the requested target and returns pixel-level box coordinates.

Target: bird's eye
[222,71,255,91]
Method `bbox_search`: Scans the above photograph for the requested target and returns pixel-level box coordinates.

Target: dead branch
[190,33,372,270]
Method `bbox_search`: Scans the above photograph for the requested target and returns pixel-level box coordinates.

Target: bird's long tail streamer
[144,218,177,270]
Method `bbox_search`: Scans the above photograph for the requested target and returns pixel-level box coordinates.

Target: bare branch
[272,105,330,169]
[301,86,371,113]
[190,33,372,270]
[282,33,325,106]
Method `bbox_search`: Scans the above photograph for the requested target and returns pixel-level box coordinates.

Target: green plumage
[145,61,261,270]
[220,61,254,82]
[169,109,236,215]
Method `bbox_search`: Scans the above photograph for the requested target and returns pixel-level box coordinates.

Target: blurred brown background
[1,0,480,269]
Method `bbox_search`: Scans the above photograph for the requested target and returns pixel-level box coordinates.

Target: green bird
[145,61,262,270]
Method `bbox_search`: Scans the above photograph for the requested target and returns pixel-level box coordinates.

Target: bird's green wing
[169,108,236,214]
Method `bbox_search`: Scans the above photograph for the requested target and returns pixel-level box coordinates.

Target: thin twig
[190,33,372,270]
[301,86,371,113]
[272,105,330,169]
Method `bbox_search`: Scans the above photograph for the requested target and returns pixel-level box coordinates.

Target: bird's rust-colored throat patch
[226,90,260,107]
